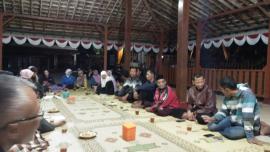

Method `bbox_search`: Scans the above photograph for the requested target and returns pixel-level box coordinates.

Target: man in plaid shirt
[203,76,270,145]
[9,131,49,152]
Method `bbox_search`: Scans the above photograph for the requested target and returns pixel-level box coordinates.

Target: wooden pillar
[123,0,132,70]
[264,21,270,104]
[0,14,3,70]
[195,22,203,72]
[156,29,164,75]
[103,25,108,70]
[176,0,190,101]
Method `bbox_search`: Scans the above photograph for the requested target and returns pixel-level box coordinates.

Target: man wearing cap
[146,75,186,117]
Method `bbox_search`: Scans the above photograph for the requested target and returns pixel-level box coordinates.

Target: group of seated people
[1,64,270,152]
[101,66,270,145]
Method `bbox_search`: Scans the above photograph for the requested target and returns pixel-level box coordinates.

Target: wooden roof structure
[1,0,270,43]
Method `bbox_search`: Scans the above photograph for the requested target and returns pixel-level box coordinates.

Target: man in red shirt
[146,76,186,117]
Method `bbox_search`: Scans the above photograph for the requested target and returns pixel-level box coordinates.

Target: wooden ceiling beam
[119,0,141,27]
[3,15,15,26]
[11,0,15,13]
[207,0,225,12]
[106,0,120,24]
[2,0,6,12]
[56,0,62,18]
[39,0,42,16]
[5,13,105,27]
[195,1,218,14]
[238,0,251,6]
[216,0,235,10]
[79,0,87,21]
[151,8,175,24]
[257,5,270,18]
[86,0,97,21]
[48,0,53,17]
[71,0,80,20]
[99,0,113,23]
[64,0,71,19]
[190,1,210,17]
[203,1,270,21]
[148,0,177,18]
[142,16,152,27]
[143,0,165,30]
[30,0,32,15]
[226,0,242,8]
[20,0,23,14]
[5,13,157,33]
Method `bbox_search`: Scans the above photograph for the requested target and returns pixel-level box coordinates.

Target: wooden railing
[200,69,265,97]
[162,66,266,98]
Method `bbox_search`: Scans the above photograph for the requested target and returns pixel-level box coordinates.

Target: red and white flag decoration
[133,43,144,53]
[3,29,269,52]
[13,36,27,45]
[261,33,268,45]
[55,39,68,48]
[143,45,152,53]
[201,30,269,49]
[107,41,114,50]
[152,45,159,53]
[68,40,80,49]
[2,35,11,44]
[188,41,196,51]
[42,38,55,47]
[27,37,42,46]
[92,41,103,50]
[80,40,92,49]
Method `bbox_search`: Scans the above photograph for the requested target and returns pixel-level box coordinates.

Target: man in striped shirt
[202,76,269,145]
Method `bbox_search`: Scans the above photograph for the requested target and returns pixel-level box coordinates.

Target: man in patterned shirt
[202,76,270,145]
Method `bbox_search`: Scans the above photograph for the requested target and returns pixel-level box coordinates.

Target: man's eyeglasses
[0,111,44,129]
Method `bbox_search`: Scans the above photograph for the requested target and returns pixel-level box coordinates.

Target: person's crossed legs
[208,117,245,140]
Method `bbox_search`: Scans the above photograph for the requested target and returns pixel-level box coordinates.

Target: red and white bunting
[81,41,92,49]
[68,40,80,49]
[42,38,55,47]
[55,39,68,48]
[2,35,11,44]
[28,37,42,46]
[92,41,103,50]
[152,45,159,53]
[201,31,269,49]
[143,45,152,53]
[13,36,27,45]
[133,43,144,53]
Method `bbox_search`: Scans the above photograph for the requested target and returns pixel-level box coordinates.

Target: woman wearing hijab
[96,71,114,95]
[61,69,76,89]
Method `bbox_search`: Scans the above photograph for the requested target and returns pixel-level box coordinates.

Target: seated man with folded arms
[132,69,156,108]
[182,73,217,124]
[0,75,41,152]
[203,77,270,145]
[146,76,186,117]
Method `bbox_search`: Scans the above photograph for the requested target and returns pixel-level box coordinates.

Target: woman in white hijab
[96,71,114,95]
